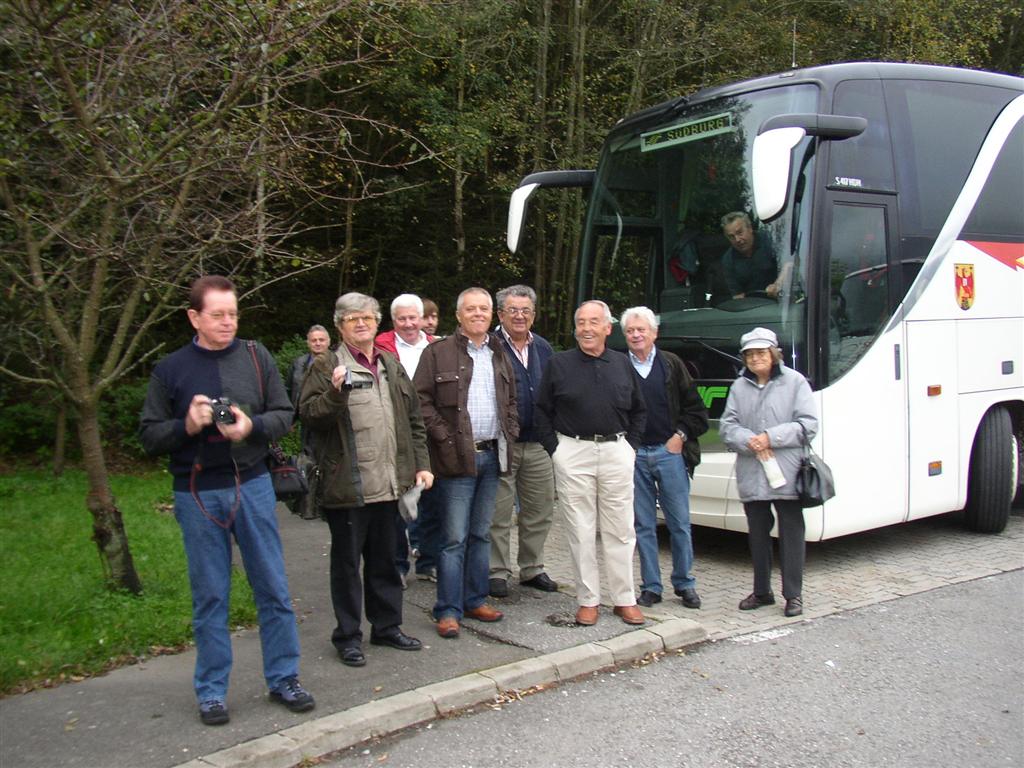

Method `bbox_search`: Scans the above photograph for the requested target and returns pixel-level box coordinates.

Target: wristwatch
[675,429,687,442]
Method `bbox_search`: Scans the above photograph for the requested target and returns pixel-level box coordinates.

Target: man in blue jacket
[488,285,558,597]
[139,275,314,726]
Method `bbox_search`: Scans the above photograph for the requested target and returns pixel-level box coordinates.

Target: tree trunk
[532,0,552,322]
[77,399,143,594]
[338,169,356,293]
[453,38,468,274]
[552,0,589,341]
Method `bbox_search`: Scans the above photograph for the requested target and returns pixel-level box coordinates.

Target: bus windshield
[579,83,819,418]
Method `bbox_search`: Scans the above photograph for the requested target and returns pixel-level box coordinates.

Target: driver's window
[828,203,889,382]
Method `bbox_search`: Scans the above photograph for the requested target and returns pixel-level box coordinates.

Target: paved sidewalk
[1,504,1020,768]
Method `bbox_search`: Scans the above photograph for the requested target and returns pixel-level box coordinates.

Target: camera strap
[190,443,242,530]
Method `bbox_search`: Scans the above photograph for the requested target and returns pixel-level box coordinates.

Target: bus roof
[614,62,1024,134]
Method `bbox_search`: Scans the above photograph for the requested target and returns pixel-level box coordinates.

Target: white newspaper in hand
[398,481,425,522]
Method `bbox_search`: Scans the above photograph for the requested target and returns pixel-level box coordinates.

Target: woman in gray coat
[719,327,818,617]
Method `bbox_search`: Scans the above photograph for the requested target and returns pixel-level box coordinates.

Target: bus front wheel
[963,406,1014,533]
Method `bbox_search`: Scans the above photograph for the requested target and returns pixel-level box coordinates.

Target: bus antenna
[791,19,798,69]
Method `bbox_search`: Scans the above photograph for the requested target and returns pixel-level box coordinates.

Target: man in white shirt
[375,294,434,377]
[375,294,436,583]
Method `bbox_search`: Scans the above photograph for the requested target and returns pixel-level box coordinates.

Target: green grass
[0,468,257,693]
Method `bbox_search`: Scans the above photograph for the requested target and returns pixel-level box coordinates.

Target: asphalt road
[324,570,1024,768]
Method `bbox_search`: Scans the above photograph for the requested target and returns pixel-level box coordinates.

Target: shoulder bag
[795,423,835,508]
[247,341,310,503]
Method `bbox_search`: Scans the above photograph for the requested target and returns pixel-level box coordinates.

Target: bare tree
[0,0,420,592]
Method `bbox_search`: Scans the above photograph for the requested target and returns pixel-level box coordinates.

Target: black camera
[343,369,374,390]
[209,397,236,424]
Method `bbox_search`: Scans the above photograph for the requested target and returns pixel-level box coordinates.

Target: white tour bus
[507,62,1023,539]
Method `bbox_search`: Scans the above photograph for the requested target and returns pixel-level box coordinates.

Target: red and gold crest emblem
[955,263,974,310]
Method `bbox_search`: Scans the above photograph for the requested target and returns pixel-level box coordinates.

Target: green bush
[0,399,57,457]
[100,379,150,458]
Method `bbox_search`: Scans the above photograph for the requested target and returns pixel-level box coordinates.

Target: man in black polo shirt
[535,300,647,626]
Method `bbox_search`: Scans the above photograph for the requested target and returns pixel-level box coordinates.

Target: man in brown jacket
[413,287,519,639]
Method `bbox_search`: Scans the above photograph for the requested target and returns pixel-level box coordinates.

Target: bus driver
[720,211,782,299]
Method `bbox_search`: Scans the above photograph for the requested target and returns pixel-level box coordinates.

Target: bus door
[817,195,909,537]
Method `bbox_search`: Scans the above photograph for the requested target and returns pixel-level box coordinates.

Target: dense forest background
[1,0,1020,590]
[2,0,1022,464]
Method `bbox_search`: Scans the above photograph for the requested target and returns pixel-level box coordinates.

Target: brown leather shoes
[436,617,460,638]
[464,604,504,622]
[575,605,599,626]
[613,605,645,625]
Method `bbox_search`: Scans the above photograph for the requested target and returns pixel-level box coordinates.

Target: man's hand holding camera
[185,394,253,441]
[331,364,374,391]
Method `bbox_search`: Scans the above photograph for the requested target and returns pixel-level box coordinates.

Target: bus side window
[961,120,1024,241]
[828,203,890,382]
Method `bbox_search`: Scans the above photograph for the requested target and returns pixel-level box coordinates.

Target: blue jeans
[174,472,301,702]
[633,445,695,594]
[433,449,499,620]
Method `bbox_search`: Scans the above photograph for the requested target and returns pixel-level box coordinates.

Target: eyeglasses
[501,307,534,317]
[202,311,239,321]
[342,314,377,325]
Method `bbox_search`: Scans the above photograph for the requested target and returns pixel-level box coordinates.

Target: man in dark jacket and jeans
[621,306,709,610]
[139,275,314,726]
[414,287,519,639]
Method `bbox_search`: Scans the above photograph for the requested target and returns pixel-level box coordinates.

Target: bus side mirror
[507,183,540,254]
[752,114,867,222]
[506,170,596,253]
[752,127,806,222]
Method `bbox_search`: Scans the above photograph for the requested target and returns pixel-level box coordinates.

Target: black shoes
[269,677,316,712]
[370,631,422,651]
[738,592,776,610]
[338,647,366,667]
[520,572,559,592]
[488,577,509,597]
[199,699,229,726]
[676,587,702,609]
[784,597,803,617]
[636,589,662,607]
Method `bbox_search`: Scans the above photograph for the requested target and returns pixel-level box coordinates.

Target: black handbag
[246,340,310,504]
[268,443,309,501]
[289,452,321,519]
[795,424,835,508]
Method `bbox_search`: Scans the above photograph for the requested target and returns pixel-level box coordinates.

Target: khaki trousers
[490,442,556,582]
[552,434,637,607]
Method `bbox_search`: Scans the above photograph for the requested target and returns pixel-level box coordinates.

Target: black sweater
[139,338,293,491]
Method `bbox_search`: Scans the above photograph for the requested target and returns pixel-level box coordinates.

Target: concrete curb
[173,617,707,768]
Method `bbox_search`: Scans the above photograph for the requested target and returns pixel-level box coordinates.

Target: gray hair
[456,287,492,312]
[307,324,329,337]
[720,211,751,230]
[333,292,381,327]
[620,306,659,330]
[390,293,423,318]
[574,299,613,325]
[495,285,537,312]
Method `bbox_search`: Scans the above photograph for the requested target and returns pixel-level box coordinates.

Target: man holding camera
[300,292,434,667]
[139,275,314,726]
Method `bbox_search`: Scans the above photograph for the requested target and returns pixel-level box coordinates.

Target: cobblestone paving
[515,509,1023,641]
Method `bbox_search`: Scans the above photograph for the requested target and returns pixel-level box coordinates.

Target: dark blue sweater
[495,330,554,443]
[139,338,293,491]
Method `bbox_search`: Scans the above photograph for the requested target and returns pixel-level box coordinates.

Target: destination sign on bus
[641,113,734,152]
